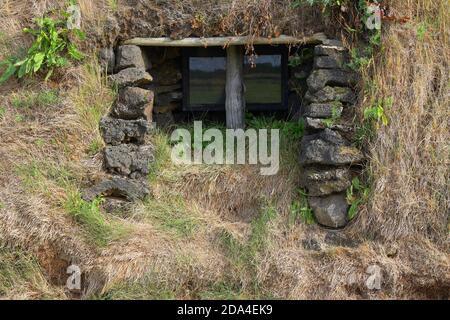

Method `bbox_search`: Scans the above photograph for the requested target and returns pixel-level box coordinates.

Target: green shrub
[0,5,85,84]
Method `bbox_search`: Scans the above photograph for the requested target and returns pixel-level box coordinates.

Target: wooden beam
[124,33,326,47]
[225,46,245,130]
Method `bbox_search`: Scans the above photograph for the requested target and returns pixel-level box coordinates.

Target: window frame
[182,45,289,112]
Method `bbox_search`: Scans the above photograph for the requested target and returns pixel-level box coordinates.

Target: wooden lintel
[123,33,326,47]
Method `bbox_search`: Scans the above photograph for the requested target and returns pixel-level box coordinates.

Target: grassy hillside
[0,0,448,299]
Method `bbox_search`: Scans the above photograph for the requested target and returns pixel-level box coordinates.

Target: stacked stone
[84,45,156,202]
[300,41,363,229]
[146,48,183,128]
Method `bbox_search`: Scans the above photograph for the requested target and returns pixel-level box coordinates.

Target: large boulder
[82,176,150,202]
[305,86,356,104]
[99,48,115,74]
[100,117,149,146]
[112,87,154,121]
[302,167,352,196]
[115,45,149,72]
[104,144,155,178]
[309,193,349,228]
[300,129,364,166]
[307,69,358,93]
[109,68,153,88]
[303,102,343,119]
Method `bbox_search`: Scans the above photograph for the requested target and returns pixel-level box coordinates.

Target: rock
[314,55,349,70]
[307,69,358,93]
[304,117,353,133]
[109,68,153,88]
[115,45,149,72]
[150,60,182,86]
[104,144,155,178]
[303,102,343,119]
[314,44,348,57]
[82,176,150,202]
[322,39,344,47]
[99,48,115,74]
[153,112,175,130]
[309,193,349,228]
[305,86,356,104]
[302,167,352,196]
[299,129,364,166]
[112,87,154,120]
[100,117,149,146]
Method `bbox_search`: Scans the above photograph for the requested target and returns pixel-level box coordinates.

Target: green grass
[221,203,277,273]
[0,246,61,299]
[87,137,104,156]
[11,89,60,109]
[143,196,201,238]
[0,106,6,119]
[64,192,128,247]
[148,131,173,182]
[15,160,127,247]
[198,281,247,300]
[289,189,315,226]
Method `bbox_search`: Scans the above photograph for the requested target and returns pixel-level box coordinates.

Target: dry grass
[350,0,449,243]
[0,0,448,300]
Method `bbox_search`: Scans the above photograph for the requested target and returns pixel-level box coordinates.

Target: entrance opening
[183,46,288,112]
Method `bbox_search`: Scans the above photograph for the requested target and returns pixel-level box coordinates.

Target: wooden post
[225,45,245,129]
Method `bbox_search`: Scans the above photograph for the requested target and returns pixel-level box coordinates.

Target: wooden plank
[124,33,326,47]
[225,46,245,130]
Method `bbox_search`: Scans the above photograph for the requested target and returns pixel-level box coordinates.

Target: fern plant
[0,9,85,84]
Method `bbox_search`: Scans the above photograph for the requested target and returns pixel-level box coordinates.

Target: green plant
[64,192,122,247]
[87,138,103,156]
[288,48,314,67]
[246,114,305,142]
[0,5,85,84]
[356,97,391,145]
[289,189,315,226]
[322,102,342,128]
[346,177,370,220]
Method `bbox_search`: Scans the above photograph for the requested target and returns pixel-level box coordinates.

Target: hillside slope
[0,0,448,299]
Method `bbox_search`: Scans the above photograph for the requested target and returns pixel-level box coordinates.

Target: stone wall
[84,45,156,202]
[91,41,364,230]
[299,40,363,229]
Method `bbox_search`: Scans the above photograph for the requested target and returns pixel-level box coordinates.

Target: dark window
[183,46,288,111]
